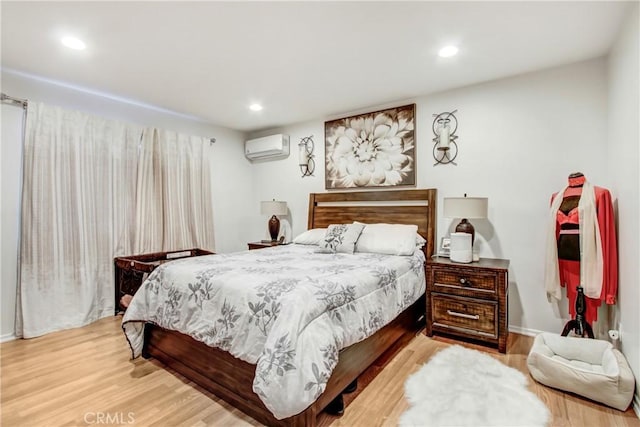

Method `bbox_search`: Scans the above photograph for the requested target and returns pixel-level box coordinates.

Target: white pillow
[415,233,427,249]
[293,228,327,245]
[317,223,365,254]
[354,223,420,256]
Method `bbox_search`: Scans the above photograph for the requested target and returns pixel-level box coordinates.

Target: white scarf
[544,180,603,302]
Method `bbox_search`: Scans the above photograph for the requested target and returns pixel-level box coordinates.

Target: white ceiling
[1,1,630,132]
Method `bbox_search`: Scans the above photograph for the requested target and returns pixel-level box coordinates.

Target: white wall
[249,124,327,242]
[248,59,610,336]
[1,105,24,340]
[0,70,254,339]
[607,3,640,412]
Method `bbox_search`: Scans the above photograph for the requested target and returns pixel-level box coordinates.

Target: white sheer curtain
[134,128,215,253]
[17,103,141,338]
[133,128,163,253]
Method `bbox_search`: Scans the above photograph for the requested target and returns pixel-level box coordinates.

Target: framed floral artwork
[324,104,416,189]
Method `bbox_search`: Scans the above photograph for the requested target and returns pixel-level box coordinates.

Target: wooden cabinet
[247,241,283,250]
[114,248,214,314]
[426,257,509,353]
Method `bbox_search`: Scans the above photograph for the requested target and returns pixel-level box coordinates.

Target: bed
[123,188,436,426]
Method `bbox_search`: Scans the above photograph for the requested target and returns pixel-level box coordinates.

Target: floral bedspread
[122,244,425,419]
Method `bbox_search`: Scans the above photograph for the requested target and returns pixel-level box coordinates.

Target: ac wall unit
[245,134,290,161]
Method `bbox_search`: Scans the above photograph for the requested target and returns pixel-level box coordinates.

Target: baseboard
[0,333,17,343]
[507,325,544,337]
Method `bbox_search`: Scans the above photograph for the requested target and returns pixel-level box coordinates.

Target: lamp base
[268,215,280,242]
[455,219,475,245]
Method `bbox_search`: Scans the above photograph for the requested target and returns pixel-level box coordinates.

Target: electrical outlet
[618,323,623,342]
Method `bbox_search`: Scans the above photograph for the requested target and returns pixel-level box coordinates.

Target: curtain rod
[1,93,28,109]
[1,93,217,143]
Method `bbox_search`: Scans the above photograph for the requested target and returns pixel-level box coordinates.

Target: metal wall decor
[432,110,458,165]
[298,135,315,177]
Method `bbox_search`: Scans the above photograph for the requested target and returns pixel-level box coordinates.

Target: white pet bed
[527,332,635,411]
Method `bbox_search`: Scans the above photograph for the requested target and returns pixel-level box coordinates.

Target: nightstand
[114,248,214,314]
[426,257,509,353]
[247,241,282,250]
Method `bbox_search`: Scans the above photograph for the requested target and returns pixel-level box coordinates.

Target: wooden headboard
[307,189,437,258]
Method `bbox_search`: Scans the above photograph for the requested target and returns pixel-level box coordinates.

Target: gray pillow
[317,223,365,254]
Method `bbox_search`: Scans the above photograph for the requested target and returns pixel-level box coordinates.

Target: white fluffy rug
[399,345,550,427]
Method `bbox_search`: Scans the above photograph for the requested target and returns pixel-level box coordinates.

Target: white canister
[450,232,472,263]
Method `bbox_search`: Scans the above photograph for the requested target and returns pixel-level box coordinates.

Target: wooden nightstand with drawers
[426,257,509,353]
[247,241,283,250]
[114,248,214,314]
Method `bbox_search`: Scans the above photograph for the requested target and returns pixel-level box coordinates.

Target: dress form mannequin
[550,172,618,329]
[556,173,593,337]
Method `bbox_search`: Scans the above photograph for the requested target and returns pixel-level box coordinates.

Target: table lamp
[260,200,288,241]
[443,195,488,245]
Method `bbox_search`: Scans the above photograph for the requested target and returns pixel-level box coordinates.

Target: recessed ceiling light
[438,45,458,58]
[249,103,263,112]
[61,36,86,50]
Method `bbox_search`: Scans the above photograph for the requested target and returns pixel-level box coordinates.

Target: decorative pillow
[317,223,365,254]
[292,228,327,245]
[354,223,420,256]
[415,233,427,249]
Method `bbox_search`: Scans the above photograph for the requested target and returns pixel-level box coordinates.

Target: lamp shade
[260,200,288,216]
[443,197,488,219]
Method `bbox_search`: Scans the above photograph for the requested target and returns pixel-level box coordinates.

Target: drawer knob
[459,278,472,286]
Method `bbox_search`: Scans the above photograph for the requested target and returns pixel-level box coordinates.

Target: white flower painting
[325,104,416,189]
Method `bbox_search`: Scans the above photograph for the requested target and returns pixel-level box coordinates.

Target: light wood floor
[1,316,638,427]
